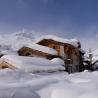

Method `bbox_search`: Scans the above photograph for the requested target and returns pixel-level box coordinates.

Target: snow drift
[1,55,65,73]
[0,69,98,98]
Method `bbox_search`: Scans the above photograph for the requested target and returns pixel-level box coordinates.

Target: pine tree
[88,48,93,70]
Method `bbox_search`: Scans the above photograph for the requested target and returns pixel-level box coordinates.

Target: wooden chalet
[35,35,85,73]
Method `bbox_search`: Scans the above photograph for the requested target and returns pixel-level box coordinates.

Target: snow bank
[0,69,66,98]
[0,69,41,98]
[51,58,65,66]
[0,69,98,98]
[1,55,65,72]
[37,71,98,98]
[51,87,79,98]
[79,92,98,98]
[0,69,36,84]
[24,43,57,55]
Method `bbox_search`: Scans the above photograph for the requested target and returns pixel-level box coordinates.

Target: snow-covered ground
[0,69,98,98]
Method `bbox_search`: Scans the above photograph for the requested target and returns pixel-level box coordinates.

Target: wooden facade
[37,39,84,73]
[18,46,59,60]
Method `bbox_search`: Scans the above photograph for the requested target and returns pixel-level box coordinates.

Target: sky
[0,0,98,50]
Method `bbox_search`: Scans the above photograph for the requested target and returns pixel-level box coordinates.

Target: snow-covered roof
[23,43,57,55]
[1,55,65,73]
[35,35,79,48]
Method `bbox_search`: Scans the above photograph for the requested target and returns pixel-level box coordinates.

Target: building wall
[41,40,80,65]
[38,39,80,62]
[37,39,81,73]
[18,47,58,60]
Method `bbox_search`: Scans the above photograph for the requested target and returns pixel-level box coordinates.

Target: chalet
[35,35,85,73]
[17,35,85,73]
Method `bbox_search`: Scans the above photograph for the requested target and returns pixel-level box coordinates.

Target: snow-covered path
[0,69,98,98]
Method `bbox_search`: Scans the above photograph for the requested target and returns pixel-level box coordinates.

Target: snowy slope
[0,69,98,98]
[0,30,44,51]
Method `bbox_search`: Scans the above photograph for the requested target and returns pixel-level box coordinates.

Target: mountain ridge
[0,30,44,51]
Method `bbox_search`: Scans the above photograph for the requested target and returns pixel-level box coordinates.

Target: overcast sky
[0,0,98,50]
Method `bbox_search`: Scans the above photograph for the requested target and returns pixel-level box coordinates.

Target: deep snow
[1,55,65,73]
[0,69,97,98]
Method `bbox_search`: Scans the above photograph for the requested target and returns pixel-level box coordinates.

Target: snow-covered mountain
[0,30,45,51]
